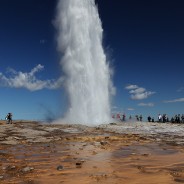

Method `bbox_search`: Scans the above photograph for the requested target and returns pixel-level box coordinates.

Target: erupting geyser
[55,0,114,125]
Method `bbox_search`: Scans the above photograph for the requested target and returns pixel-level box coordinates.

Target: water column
[55,0,114,125]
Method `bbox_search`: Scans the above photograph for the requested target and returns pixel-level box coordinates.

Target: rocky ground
[1,120,184,183]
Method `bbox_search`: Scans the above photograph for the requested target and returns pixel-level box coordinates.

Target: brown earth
[0,120,184,184]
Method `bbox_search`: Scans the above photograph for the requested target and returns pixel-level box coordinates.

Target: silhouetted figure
[122,114,126,121]
[181,114,184,123]
[171,117,175,123]
[162,114,166,123]
[175,115,180,123]
[139,115,143,121]
[147,116,151,122]
[178,114,181,123]
[6,113,12,124]
[135,115,139,121]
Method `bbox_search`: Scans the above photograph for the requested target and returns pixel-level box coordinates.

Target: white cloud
[125,84,138,90]
[138,103,154,107]
[131,91,155,100]
[125,84,155,100]
[0,64,63,91]
[129,87,146,94]
[163,98,184,103]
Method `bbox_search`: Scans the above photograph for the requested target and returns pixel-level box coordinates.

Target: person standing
[139,115,143,121]
[147,116,151,122]
[6,113,12,124]
[122,114,126,121]
[181,114,184,123]
[158,114,162,122]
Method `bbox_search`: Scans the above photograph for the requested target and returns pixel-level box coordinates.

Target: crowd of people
[112,113,184,123]
[112,114,144,122]
[2,112,184,124]
[147,114,184,123]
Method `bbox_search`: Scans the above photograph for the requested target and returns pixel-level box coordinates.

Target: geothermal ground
[1,121,184,183]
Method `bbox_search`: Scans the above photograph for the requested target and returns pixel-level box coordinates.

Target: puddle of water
[113,143,179,158]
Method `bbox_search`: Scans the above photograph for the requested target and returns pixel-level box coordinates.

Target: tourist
[139,115,143,121]
[162,114,166,123]
[171,117,175,123]
[6,113,12,124]
[178,114,181,123]
[182,114,184,123]
[122,114,126,121]
[158,114,162,122]
[135,115,139,121]
[147,116,151,122]
[116,113,120,120]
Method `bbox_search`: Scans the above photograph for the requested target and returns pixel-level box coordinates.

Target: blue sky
[0,0,184,121]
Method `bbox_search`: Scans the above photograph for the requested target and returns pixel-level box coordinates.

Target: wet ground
[1,121,184,183]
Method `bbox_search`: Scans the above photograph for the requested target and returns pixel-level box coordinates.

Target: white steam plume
[55,0,114,125]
